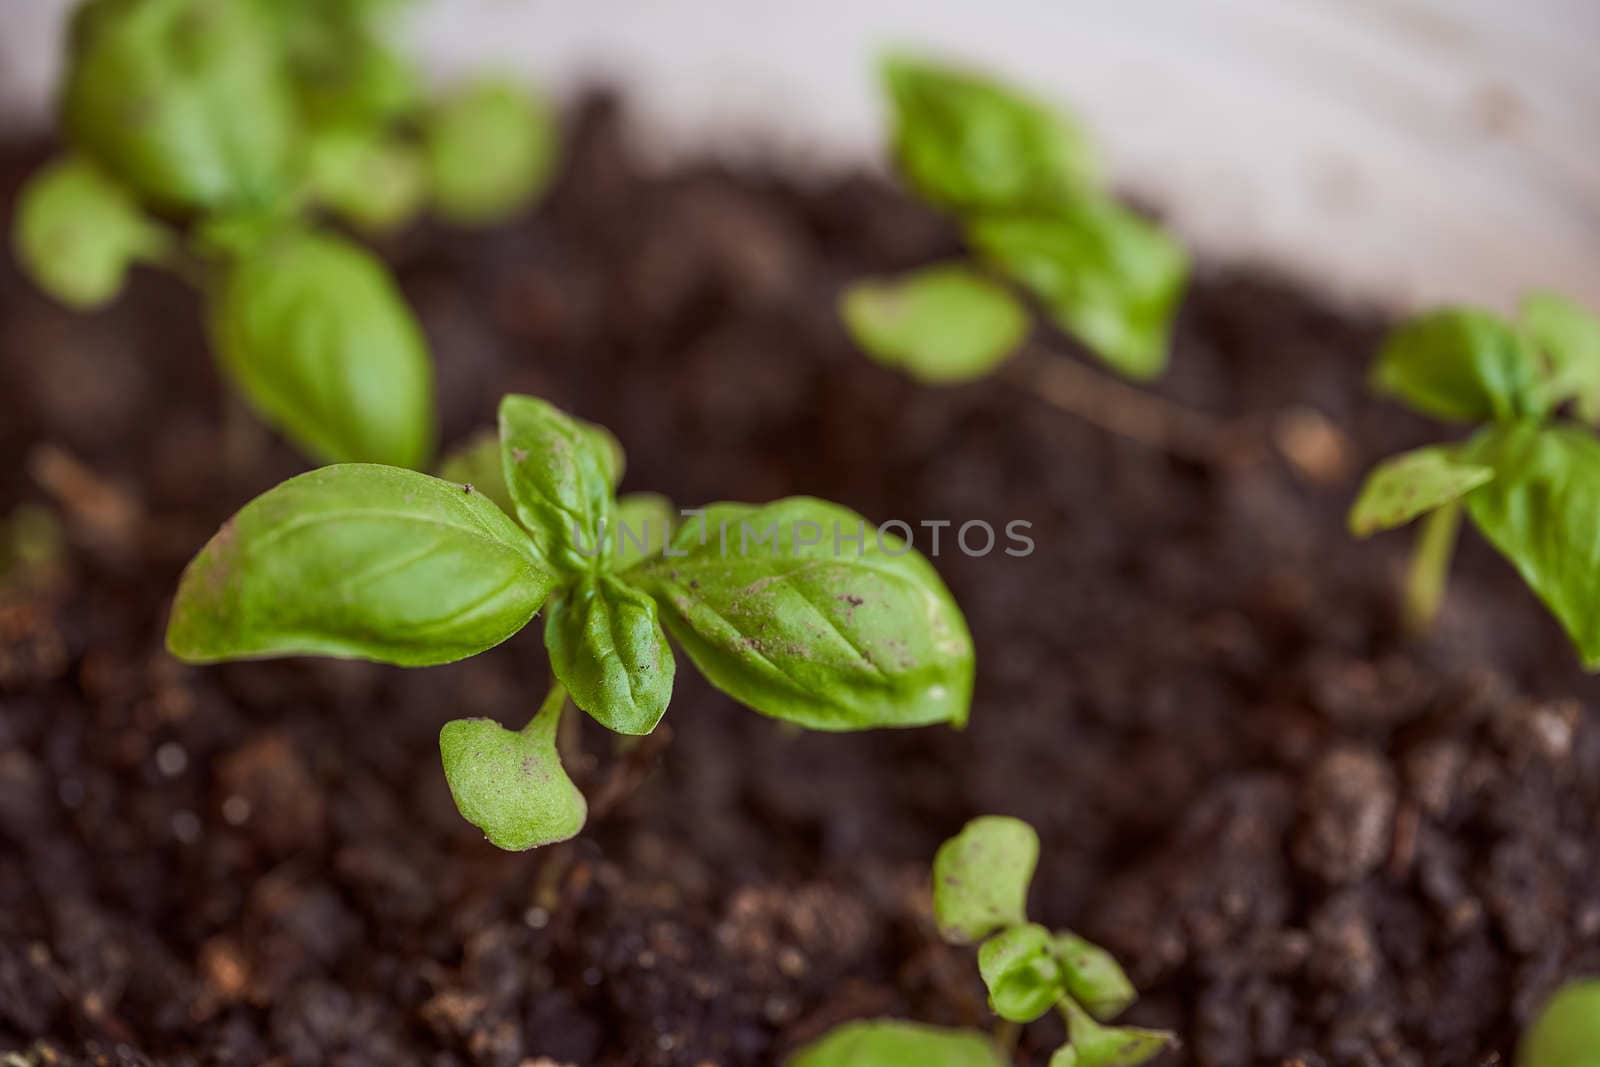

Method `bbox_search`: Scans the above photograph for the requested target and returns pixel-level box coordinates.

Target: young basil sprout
[12,0,558,470]
[167,394,975,849]
[1348,293,1600,666]
[843,53,1189,385]
[788,816,1173,1067]
[1519,980,1600,1067]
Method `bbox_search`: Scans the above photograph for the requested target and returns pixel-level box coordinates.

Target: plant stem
[1403,501,1461,633]
[524,681,569,737]
[993,1019,1022,1059]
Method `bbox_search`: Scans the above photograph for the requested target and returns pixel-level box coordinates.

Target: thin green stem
[993,1019,1021,1059]
[524,680,569,736]
[1404,501,1461,633]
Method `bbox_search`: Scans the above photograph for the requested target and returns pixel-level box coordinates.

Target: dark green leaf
[842,265,1028,384]
[425,79,558,225]
[968,197,1189,380]
[1051,931,1137,1022]
[12,157,170,309]
[933,815,1039,943]
[307,123,427,233]
[545,575,675,735]
[1348,444,1494,537]
[978,923,1065,1023]
[882,52,1097,213]
[785,1020,1005,1067]
[209,230,435,468]
[497,394,617,574]
[439,700,585,851]
[630,498,974,731]
[167,464,555,666]
[1371,309,1544,423]
[1518,980,1600,1067]
[1522,292,1600,425]
[613,493,675,570]
[437,429,514,516]
[63,0,295,211]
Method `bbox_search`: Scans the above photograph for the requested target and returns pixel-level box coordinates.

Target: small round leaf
[440,713,585,851]
[932,815,1039,943]
[978,923,1066,1023]
[1519,980,1600,1067]
[1051,930,1138,1022]
[425,79,558,225]
[1348,444,1494,537]
[785,1020,1006,1067]
[842,265,1028,384]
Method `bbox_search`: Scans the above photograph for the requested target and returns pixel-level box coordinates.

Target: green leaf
[166,464,556,666]
[968,197,1189,380]
[1051,931,1137,1022]
[1347,444,1495,537]
[307,123,427,234]
[630,498,974,732]
[437,429,515,516]
[439,695,586,851]
[290,33,424,128]
[12,157,170,309]
[882,52,1098,213]
[932,815,1039,943]
[425,79,558,225]
[63,0,295,212]
[978,923,1065,1023]
[785,1020,1006,1067]
[841,265,1028,385]
[498,394,618,574]
[209,230,435,468]
[1463,423,1600,669]
[1522,292,1600,425]
[1518,980,1600,1067]
[613,493,675,570]
[545,575,676,735]
[1371,309,1544,423]
[1061,999,1175,1067]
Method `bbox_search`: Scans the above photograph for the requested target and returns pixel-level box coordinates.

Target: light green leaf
[1061,999,1175,1067]
[63,0,295,212]
[882,52,1098,213]
[785,1020,1005,1067]
[545,575,675,735]
[978,923,1065,1023]
[1347,444,1495,537]
[12,157,170,309]
[425,79,558,225]
[1522,292,1600,425]
[166,464,555,666]
[307,123,427,234]
[291,34,424,128]
[933,815,1038,943]
[1463,423,1600,669]
[1519,980,1600,1067]
[498,394,617,574]
[1051,931,1137,1022]
[440,696,585,851]
[1372,309,1544,424]
[437,429,514,516]
[841,265,1028,384]
[968,197,1189,380]
[630,498,974,732]
[613,493,675,570]
[209,230,435,468]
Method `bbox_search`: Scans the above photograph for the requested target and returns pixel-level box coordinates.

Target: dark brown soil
[2,95,1597,1067]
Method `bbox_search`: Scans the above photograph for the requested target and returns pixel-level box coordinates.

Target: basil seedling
[843,54,1189,384]
[788,816,1173,1067]
[167,394,976,849]
[13,0,558,470]
[1349,293,1600,666]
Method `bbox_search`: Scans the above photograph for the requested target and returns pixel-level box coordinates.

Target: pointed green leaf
[968,197,1189,380]
[1348,444,1494,537]
[613,493,675,570]
[786,1020,1005,1067]
[1051,931,1137,1022]
[498,394,617,574]
[1522,292,1600,425]
[437,429,514,516]
[209,230,435,467]
[978,923,1065,1023]
[1062,999,1175,1067]
[1519,980,1600,1067]
[426,79,558,225]
[1463,423,1600,669]
[63,0,295,212]
[1372,309,1544,424]
[933,815,1038,943]
[12,157,171,309]
[842,265,1028,384]
[307,123,427,234]
[882,52,1098,213]
[167,464,555,666]
[630,498,974,732]
[440,703,585,851]
[545,575,675,735]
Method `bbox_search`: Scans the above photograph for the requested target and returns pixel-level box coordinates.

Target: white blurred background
[3,0,1597,310]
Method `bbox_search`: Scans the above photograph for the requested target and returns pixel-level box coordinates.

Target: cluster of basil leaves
[12,0,556,470]
[166,394,976,849]
[1349,293,1600,667]
[840,54,1190,387]
[789,816,1173,1067]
